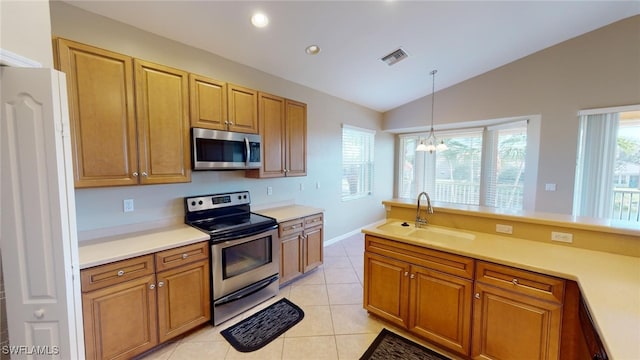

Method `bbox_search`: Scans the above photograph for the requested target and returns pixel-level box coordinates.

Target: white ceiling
[62,1,640,112]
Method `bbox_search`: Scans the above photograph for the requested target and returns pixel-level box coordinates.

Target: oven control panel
[185,191,251,212]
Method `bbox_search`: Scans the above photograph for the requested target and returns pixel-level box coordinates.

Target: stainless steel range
[184,191,279,325]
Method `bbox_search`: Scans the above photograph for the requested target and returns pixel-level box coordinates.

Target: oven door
[211,227,279,300]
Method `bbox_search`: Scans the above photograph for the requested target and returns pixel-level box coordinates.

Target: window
[399,119,528,210]
[573,106,640,222]
[342,124,375,201]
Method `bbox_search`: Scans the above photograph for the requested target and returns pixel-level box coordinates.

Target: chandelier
[416,70,448,153]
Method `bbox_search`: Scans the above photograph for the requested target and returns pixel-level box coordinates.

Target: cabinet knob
[475,293,480,299]
[512,278,519,285]
[182,253,189,259]
[142,171,148,177]
[117,270,125,277]
[228,121,234,125]
[149,284,156,290]
[133,172,139,177]
[404,271,409,277]
[158,281,164,288]
[410,274,415,279]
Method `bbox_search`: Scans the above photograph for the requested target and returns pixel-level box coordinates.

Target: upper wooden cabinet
[55,38,138,188]
[189,73,228,130]
[227,84,258,133]
[246,93,307,178]
[54,38,191,187]
[134,59,191,184]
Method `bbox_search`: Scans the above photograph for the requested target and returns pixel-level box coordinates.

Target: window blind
[342,125,375,201]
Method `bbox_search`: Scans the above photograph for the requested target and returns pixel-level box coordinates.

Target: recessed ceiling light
[305,45,321,55]
[251,13,269,28]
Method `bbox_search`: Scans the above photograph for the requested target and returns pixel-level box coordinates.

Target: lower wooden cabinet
[472,261,565,360]
[81,242,210,360]
[279,213,323,284]
[364,235,567,359]
[364,235,474,356]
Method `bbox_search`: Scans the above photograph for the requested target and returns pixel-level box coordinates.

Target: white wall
[384,15,640,214]
[50,2,394,241]
[0,0,53,67]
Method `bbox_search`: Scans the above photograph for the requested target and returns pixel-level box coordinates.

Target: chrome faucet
[416,192,433,227]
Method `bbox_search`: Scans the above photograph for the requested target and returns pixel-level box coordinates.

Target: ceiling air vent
[380,48,408,66]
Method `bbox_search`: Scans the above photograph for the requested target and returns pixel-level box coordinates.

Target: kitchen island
[362,199,640,359]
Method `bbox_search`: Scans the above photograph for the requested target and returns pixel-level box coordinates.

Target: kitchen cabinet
[246,93,307,178]
[189,74,259,134]
[227,83,258,133]
[472,261,565,360]
[364,235,474,356]
[134,59,191,184]
[54,38,191,187]
[80,242,209,359]
[54,38,138,188]
[278,213,323,284]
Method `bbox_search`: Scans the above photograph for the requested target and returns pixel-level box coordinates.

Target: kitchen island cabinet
[365,235,474,356]
[80,241,209,359]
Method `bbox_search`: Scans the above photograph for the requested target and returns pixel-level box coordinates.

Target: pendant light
[416,69,448,153]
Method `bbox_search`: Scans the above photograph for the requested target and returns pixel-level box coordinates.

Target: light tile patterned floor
[138,233,453,360]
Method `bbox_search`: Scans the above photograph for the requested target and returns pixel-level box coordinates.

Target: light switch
[545,183,557,191]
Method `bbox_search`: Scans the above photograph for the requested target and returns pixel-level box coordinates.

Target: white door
[1,67,83,359]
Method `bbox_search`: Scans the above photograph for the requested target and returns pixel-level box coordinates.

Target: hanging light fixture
[416,69,448,153]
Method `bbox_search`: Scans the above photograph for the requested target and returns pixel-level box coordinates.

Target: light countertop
[78,224,209,269]
[362,219,640,360]
[255,204,324,223]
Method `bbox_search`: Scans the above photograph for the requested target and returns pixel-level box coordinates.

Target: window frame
[341,124,376,202]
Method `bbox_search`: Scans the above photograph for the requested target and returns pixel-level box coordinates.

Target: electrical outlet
[123,199,134,212]
[267,186,273,196]
[496,224,513,234]
[551,231,573,243]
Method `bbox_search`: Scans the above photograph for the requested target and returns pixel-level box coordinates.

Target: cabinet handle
[512,278,519,285]
[228,121,233,125]
[117,270,125,277]
[410,274,415,279]
[475,293,480,299]
[149,284,156,290]
[158,281,164,288]
[404,271,409,277]
[133,172,138,177]
[142,171,148,177]
[224,121,229,125]
[182,253,189,259]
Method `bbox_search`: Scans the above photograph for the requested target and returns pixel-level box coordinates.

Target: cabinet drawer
[365,235,474,280]
[475,261,565,303]
[304,213,323,228]
[155,241,209,272]
[81,255,155,292]
[279,218,304,238]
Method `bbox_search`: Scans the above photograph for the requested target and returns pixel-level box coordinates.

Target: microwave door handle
[244,137,250,167]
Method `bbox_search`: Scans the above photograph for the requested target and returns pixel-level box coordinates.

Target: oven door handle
[214,275,279,307]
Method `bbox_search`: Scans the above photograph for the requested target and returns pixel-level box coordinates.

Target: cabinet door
[189,73,227,130]
[256,92,286,178]
[156,259,210,343]
[409,265,472,356]
[364,252,410,328]
[280,233,303,284]
[303,225,323,272]
[135,59,191,184]
[82,274,158,360]
[55,38,138,187]
[228,84,258,134]
[285,99,307,176]
[471,282,563,360]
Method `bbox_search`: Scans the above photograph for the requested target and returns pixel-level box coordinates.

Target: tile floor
[138,233,455,360]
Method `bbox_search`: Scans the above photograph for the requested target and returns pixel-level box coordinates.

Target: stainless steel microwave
[192,128,261,170]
